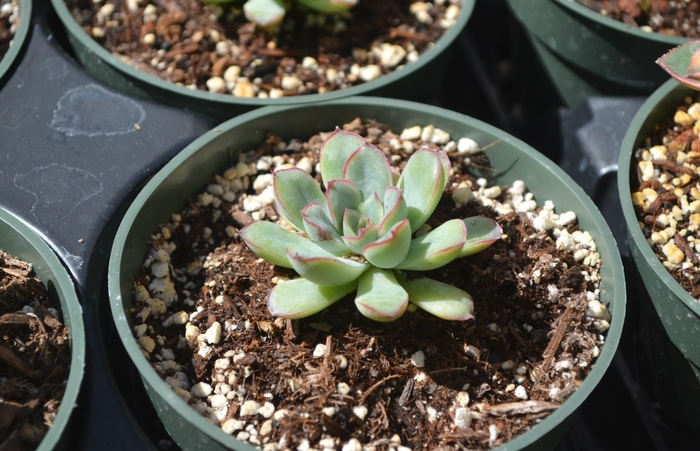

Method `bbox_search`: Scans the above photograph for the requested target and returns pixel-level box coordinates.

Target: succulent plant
[240,128,502,322]
[240,0,358,28]
[657,40,700,89]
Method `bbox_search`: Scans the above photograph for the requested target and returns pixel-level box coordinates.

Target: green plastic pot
[506,0,687,108]
[0,0,32,88]
[49,0,474,120]
[0,207,86,451]
[108,97,626,451]
[618,78,700,433]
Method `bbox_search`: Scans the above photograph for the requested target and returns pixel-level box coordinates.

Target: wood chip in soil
[64,0,461,97]
[0,251,71,451]
[129,118,612,450]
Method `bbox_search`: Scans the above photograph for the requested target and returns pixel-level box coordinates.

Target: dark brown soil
[64,0,460,97]
[630,94,700,298]
[0,251,71,451]
[576,0,700,37]
[130,119,610,449]
[0,0,18,62]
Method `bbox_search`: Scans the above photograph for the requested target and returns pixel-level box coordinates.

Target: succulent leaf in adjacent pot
[49,0,474,119]
[109,97,625,451]
[0,207,86,451]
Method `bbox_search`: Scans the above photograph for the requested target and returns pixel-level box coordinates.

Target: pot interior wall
[112,98,625,451]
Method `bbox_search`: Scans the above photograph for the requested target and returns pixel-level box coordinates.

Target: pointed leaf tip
[460,217,502,257]
[657,40,700,91]
[400,277,474,321]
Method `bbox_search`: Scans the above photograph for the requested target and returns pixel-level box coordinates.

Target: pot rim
[0,206,86,451]
[618,77,700,318]
[49,0,474,109]
[0,0,33,87]
[109,96,626,451]
[552,0,687,46]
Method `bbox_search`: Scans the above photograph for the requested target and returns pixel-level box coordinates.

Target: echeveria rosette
[242,0,357,28]
[657,40,700,90]
[240,128,502,322]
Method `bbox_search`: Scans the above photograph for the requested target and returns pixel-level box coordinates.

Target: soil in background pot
[0,0,19,61]
[64,0,461,98]
[630,93,700,297]
[575,0,700,37]
[129,118,612,450]
[0,251,72,451]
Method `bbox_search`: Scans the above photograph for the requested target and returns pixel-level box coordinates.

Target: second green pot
[50,0,474,120]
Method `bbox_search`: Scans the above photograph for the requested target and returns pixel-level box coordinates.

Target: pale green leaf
[363,219,412,268]
[400,277,474,321]
[355,267,408,322]
[240,221,313,268]
[287,245,369,286]
[460,217,502,257]
[343,144,393,202]
[342,222,378,255]
[397,148,447,230]
[358,192,384,225]
[301,202,349,255]
[320,128,366,186]
[342,208,363,237]
[396,219,466,271]
[296,0,357,13]
[267,278,358,319]
[274,168,325,231]
[326,179,363,231]
[243,0,286,27]
[378,186,407,236]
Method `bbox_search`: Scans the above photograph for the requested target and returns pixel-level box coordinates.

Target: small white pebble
[410,350,426,367]
[342,438,363,451]
[258,402,276,418]
[514,385,528,400]
[205,322,222,344]
[352,405,368,420]
[240,400,261,417]
[206,76,225,93]
[281,75,303,91]
[357,64,383,81]
[313,343,327,358]
[191,382,213,398]
[457,137,480,154]
[454,407,472,429]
